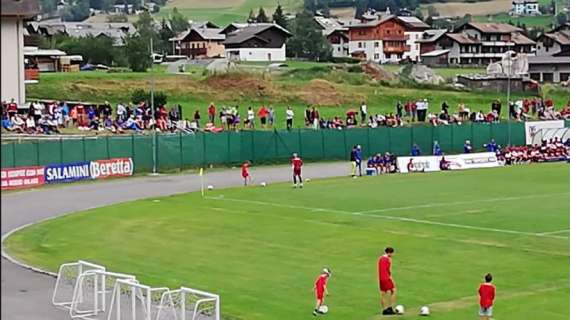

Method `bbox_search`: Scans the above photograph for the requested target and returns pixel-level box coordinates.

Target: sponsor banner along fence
[1,123,527,172]
[397,152,501,173]
[1,166,45,190]
[524,120,565,145]
[1,158,133,190]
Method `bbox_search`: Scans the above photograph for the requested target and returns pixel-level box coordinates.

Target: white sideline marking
[206,196,569,240]
[356,192,570,215]
[538,229,570,236]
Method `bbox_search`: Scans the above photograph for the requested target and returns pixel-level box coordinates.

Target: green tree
[135,10,157,40]
[158,17,175,54]
[170,7,189,33]
[355,0,369,18]
[124,34,152,72]
[272,4,288,28]
[40,0,58,14]
[56,35,122,66]
[61,0,90,22]
[556,12,568,26]
[257,6,269,23]
[286,10,332,61]
[427,5,439,18]
[248,9,257,23]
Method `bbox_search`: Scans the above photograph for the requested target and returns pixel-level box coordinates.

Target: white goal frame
[53,260,106,309]
[106,279,170,320]
[70,270,138,319]
[156,287,220,320]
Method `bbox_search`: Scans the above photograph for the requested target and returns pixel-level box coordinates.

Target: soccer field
[5,164,570,319]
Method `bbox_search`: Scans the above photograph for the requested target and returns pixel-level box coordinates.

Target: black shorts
[260,117,267,125]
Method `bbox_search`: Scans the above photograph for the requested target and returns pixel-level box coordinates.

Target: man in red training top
[291,153,303,188]
[313,267,332,316]
[241,160,251,186]
[378,247,397,315]
[478,273,496,320]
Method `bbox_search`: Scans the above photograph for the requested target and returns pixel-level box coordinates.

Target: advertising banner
[44,161,92,184]
[397,152,501,173]
[525,120,565,145]
[90,158,134,179]
[1,166,45,190]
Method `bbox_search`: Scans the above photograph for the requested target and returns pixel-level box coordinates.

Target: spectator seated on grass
[122,115,143,132]
[204,122,224,133]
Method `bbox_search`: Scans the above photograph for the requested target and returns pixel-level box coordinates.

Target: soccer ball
[318,305,328,314]
[260,182,267,187]
[306,178,311,182]
[207,185,214,190]
[394,305,405,315]
[419,306,430,316]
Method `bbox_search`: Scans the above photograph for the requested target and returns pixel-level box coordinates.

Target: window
[416,44,419,50]
[375,42,379,47]
[561,73,570,82]
[386,30,390,34]
[363,42,366,48]
[191,43,195,49]
[542,73,553,82]
[374,53,380,60]
[358,42,362,48]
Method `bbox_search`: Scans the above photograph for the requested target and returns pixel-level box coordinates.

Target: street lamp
[150,37,157,175]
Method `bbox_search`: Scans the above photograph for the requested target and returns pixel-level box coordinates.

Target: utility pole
[150,37,157,175]
[506,52,513,147]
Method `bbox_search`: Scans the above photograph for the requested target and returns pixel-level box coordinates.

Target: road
[1,162,349,319]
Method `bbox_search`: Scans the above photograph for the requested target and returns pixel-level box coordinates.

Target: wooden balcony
[25,68,40,81]
[383,45,410,54]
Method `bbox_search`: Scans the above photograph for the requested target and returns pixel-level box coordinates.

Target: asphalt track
[1,162,349,320]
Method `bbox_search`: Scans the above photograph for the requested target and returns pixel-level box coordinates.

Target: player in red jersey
[291,153,303,188]
[378,247,397,315]
[478,273,496,320]
[313,268,332,316]
[241,161,251,186]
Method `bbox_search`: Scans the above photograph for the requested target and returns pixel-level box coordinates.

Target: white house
[398,16,430,62]
[511,0,541,16]
[1,0,39,106]
[223,23,291,62]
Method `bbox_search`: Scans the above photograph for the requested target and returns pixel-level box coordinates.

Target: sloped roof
[314,16,342,30]
[1,0,39,17]
[528,56,570,64]
[543,30,570,45]
[170,27,225,42]
[397,16,430,29]
[446,33,479,44]
[421,49,450,57]
[347,15,396,28]
[510,32,535,45]
[467,22,522,34]
[416,29,447,43]
[24,47,66,56]
[223,23,291,45]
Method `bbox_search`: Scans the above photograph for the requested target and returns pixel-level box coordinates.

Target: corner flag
[200,168,205,197]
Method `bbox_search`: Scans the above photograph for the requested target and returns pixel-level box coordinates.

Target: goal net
[70,270,138,319]
[529,128,569,146]
[106,279,170,320]
[156,287,220,320]
[53,260,106,309]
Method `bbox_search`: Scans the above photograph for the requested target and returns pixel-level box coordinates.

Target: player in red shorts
[241,161,251,186]
[313,267,332,316]
[291,153,303,188]
[378,247,397,315]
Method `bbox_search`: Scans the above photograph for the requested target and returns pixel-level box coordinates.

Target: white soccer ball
[419,306,430,316]
[260,182,267,187]
[394,305,405,315]
[306,178,311,182]
[318,305,328,314]
[207,185,214,190]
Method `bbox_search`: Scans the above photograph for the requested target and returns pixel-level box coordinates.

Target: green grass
[5,164,570,319]
[474,13,557,28]
[156,0,302,26]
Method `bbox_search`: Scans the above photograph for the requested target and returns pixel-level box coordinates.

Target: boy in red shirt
[478,273,496,320]
[291,153,303,188]
[241,161,251,186]
[313,268,332,316]
[378,247,397,315]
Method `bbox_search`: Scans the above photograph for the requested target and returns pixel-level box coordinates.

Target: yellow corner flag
[200,168,205,198]
[199,168,204,176]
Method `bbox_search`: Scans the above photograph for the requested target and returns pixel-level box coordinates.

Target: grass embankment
[26,62,569,130]
[5,164,570,320]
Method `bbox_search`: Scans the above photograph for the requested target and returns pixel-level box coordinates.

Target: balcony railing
[25,68,40,81]
[384,45,410,53]
[180,47,208,57]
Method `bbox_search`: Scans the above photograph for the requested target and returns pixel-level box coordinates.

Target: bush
[329,57,361,64]
[131,89,168,106]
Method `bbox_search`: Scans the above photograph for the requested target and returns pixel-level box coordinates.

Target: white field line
[538,229,570,235]
[205,195,570,240]
[355,192,570,215]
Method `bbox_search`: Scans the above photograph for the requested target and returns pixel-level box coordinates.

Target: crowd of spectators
[2,97,570,135]
[498,138,569,165]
